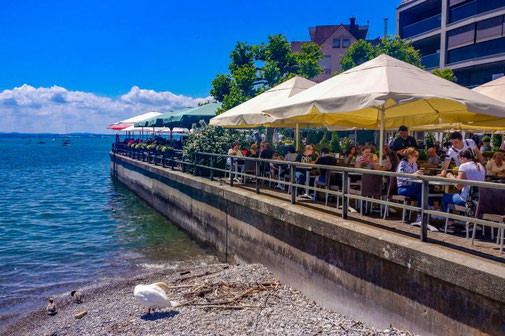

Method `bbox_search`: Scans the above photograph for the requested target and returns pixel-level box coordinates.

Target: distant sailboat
[62,127,71,146]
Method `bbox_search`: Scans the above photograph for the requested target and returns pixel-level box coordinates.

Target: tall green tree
[211,34,323,114]
[340,36,422,72]
[433,68,456,82]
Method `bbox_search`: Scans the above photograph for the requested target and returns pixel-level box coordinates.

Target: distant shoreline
[0,133,114,138]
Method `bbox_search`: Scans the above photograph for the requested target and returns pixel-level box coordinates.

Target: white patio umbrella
[264,54,505,161]
[473,76,505,103]
[210,76,317,128]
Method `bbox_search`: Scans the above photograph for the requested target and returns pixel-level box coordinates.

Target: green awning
[134,102,221,128]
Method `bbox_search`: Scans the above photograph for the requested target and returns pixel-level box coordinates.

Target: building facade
[397,0,505,87]
[291,18,379,82]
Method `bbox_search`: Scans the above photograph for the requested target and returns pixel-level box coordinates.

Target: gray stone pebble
[0,262,414,336]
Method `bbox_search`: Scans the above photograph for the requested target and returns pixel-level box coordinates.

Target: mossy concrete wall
[111,153,505,335]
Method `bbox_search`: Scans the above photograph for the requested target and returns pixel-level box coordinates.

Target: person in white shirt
[226,142,244,170]
[439,132,484,177]
[442,149,485,213]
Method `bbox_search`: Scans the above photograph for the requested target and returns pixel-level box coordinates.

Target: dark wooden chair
[383,176,415,223]
[471,187,505,252]
[349,174,384,216]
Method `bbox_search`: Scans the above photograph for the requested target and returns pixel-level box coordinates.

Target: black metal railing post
[342,171,349,219]
[290,164,296,204]
[229,157,234,187]
[255,160,260,194]
[210,156,214,181]
[420,179,429,242]
[193,153,198,176]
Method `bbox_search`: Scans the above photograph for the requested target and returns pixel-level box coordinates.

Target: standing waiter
[391,126,418,158]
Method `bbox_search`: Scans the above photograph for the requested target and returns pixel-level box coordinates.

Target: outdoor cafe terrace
[112,142,505,264]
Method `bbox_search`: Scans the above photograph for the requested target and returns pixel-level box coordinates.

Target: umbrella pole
[295,123,300,151]
[379,107,385,163]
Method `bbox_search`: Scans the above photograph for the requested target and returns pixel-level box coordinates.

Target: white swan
[133,282,177,314]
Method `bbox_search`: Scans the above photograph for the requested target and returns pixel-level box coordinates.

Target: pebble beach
[0,262,413,336]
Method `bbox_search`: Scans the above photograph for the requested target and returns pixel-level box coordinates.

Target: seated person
[343,146,357,165]
[260,142,274,159]
[295,144,318,185]
[314,148,337,185]
[486,152,505,176]
[355,146,375,169]
[284,145,298,162]
[370,145,379,163]
[396,147,424,224]
[246,143,259,158]
[226,142,243,170]
[381,150,400,172]
[427,147,441,165]
[270,151,283,179]
[442,149,485,213]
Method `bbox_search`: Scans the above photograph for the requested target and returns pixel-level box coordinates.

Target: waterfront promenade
[110,150,505,335]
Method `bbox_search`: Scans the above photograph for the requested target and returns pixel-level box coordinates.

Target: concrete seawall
[111,153,505,335]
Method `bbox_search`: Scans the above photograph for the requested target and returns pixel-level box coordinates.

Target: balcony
[447,37,505,64]
[449,0,505,24]
[421,52,440,69]
[402,14,441,39]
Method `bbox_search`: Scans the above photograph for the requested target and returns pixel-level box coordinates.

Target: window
[447,24,475,50]
[332,38,340,48]
[476,16,503,43]
[342,38,350,48]
[320,56,332,74]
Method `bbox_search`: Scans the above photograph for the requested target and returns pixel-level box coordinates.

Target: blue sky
[0,0,399,132]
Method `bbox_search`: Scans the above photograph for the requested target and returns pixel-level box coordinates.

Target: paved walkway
[226,179,505,264]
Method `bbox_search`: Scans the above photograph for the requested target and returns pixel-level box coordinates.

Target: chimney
[350,17,356,26]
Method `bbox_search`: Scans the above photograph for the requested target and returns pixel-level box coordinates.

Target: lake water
[0,137,209,325]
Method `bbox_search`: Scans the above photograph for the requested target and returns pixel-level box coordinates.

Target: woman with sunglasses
[396,147,424,224]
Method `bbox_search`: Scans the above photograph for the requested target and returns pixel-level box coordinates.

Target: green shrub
[418,149,428,161]
[424,132,436,149]
[183,121,246,174]
[329,132,342,154]
[492,134,502,151]
[483,151,494,158]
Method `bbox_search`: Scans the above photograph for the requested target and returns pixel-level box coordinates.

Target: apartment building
[397,0,505,87]
[291,18,380,82]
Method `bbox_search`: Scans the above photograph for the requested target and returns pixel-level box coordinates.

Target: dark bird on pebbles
[71,290,83,303]
[46,297,57,315]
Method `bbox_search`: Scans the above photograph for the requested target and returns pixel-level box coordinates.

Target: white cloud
[0,84,212,133]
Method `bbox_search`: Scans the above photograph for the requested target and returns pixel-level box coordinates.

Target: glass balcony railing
[449,0,505,24]
[402,14,441,38]
[421,52,440,69]
[447,37,505,64]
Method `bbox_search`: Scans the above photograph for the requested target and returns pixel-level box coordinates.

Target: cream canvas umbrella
[210,76,328,149]
[210,76,320,128]
[408,77,505,132]
[264,55,505,160]
[473,76,505,103]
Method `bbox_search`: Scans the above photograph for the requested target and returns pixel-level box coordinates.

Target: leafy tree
[211,34,323,115]
[377,36,422,68]
[340,40,376,71]
[340,36,422,71]
[424,132,436,148]
[492,134,503,151]
[329,132,342,153]
[318,135,330,151]
[296,42,323,79]
[433,68,456,82]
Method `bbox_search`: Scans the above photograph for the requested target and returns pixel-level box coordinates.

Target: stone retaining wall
[111,153,505,335]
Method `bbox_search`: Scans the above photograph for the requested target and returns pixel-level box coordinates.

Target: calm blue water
[0,137,208,324]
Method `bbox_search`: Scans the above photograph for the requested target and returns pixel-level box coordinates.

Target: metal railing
[112,144,505,250]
